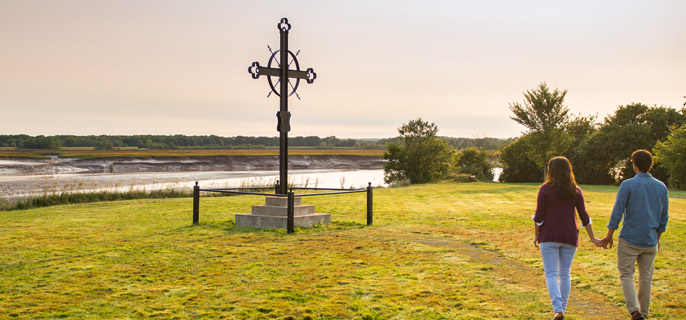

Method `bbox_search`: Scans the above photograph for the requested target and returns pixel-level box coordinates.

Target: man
[602,150,669,320]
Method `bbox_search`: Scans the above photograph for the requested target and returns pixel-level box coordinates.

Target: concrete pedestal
[235,196,331,229]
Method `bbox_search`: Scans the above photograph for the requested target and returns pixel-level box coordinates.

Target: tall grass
[0,175,325,211]
[4,189,192,211]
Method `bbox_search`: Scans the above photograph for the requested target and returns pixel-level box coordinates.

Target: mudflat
[0,155,386,202]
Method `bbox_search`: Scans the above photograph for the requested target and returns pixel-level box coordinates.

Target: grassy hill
[1,182,684,319]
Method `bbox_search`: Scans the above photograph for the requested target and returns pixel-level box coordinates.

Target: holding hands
[590,234,613,249]
[599,236,613,249]
[534,222,615,250]
[586,225,613,249]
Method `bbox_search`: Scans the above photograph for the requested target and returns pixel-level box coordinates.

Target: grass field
[0,182,683,319]
[0,149,384,159]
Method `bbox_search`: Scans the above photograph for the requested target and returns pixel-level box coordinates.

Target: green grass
[1,182,684,319]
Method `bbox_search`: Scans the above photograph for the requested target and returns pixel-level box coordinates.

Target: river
[0,168,386,202]
[0,157,501,203]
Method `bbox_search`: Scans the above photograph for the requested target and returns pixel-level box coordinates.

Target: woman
[533,156,601,320]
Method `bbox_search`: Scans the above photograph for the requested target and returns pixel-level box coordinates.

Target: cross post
[248,18,317,195]
[278,19,289,195]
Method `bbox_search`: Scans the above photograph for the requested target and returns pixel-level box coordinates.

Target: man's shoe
[631,311,644,320]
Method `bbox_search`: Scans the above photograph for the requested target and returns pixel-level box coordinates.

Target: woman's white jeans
[540,242,577,313]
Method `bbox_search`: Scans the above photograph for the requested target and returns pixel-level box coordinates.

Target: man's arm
[657,189,668,251]
[607,182,629,230]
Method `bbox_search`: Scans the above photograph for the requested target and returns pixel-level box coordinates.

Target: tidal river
[0,157,501,203]
[0,157,387,202]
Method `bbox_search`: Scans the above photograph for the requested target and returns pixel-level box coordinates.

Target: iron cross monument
[248,18,317,195]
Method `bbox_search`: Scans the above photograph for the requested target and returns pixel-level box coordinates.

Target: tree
[561,114,614,184]
[454,147,494,181]
[509,82,571,180]
[654,125,686,189]
[499,134,541,183]
[580,103,686,183]
[500,112,606,184]
[383,118,453,184]
[95,139,114,150]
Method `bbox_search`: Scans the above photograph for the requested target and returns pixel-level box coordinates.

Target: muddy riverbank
[0,155,385,176]
[0,155,387,202]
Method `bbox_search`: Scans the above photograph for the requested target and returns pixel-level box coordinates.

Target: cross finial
[305,68,317,84]
[278,18,291,31]
[248,62,261,79]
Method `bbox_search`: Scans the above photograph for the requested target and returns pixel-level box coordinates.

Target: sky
[1,0,684,139]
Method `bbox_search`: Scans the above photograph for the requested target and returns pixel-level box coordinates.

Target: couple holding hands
[533,150,669,320]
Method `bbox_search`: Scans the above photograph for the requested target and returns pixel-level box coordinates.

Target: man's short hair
[632,149,653,173]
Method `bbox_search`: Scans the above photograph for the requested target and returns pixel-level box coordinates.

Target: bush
[448,173,477,183]
[383,118,454,185]
[454,147,494,181]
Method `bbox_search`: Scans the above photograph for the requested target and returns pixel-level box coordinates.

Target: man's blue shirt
[608,172,669,247]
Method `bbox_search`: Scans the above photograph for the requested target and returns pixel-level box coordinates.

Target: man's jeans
[618,237,658,317]
[540,242,577,313]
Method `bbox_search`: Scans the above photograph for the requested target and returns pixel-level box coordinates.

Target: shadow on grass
[184,219,368,235]
[455,184,538,194]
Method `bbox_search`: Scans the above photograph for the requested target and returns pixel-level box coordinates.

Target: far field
[0,148,384,159]
[0,182,684,319]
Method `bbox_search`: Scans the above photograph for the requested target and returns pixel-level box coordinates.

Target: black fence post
[366,182,373,226]
[275,180,280,194]
[193,181,200,225]
[287,190,295,233]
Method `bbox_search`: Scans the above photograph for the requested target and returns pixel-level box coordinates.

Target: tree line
[0,134,509,151]
[0,135,361,150]
[383,84,686,189]
[502,83,686,189]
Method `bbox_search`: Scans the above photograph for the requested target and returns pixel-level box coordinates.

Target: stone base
[235,212,331,229]
[235,196,331,229]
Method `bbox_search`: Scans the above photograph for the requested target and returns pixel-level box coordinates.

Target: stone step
[251,204,315,217]
[235,213,331,229]
[265,196,302,207]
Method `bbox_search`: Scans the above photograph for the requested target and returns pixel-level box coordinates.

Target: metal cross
[248,18,317,195]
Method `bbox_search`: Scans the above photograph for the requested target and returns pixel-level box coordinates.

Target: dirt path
[404,230,627,319]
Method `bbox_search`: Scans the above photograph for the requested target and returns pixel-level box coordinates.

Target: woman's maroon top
[533,184,591,247]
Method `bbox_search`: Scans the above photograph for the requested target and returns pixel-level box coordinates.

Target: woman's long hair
[544,156,578,200]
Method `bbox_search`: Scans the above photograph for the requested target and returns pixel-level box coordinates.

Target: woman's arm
[533,186,545,248]
[575,188,591,226]
[584,223,601,246]
[576,188,600,246]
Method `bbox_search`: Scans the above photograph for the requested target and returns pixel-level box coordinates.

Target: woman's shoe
[552,312,564,320]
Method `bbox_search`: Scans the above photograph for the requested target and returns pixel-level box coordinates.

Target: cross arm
[249,62,316,83]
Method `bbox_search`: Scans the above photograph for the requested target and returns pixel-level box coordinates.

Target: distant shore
[0,150,384,175]
[0,148,384,160]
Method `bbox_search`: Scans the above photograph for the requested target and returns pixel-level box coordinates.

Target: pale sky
[1,0,684,139]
